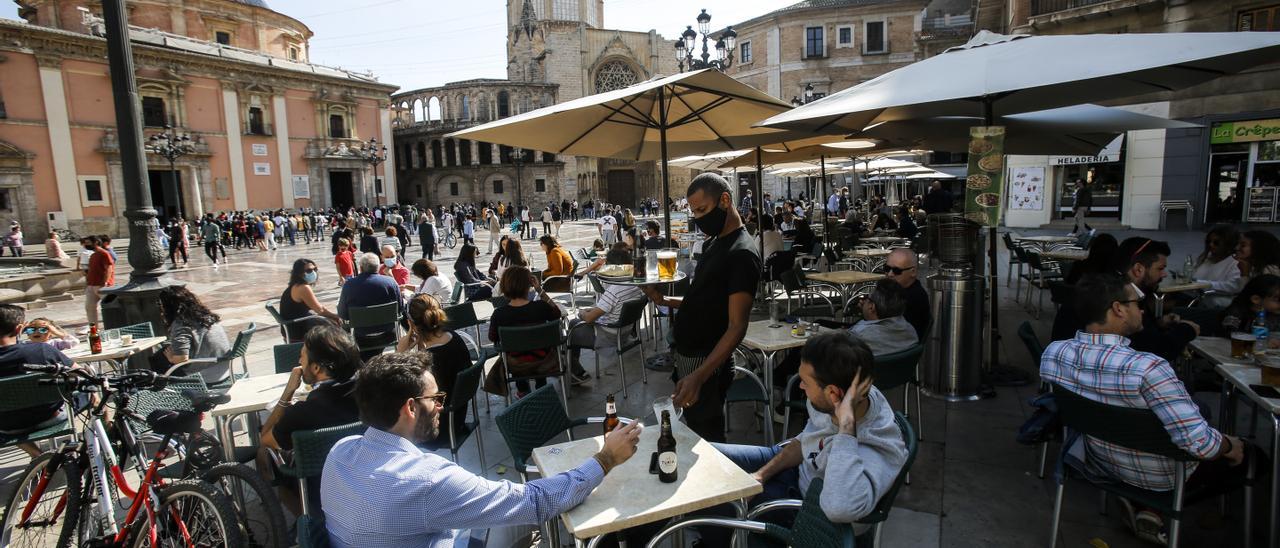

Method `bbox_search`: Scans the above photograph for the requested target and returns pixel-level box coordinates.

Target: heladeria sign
[1211,118,1280,144]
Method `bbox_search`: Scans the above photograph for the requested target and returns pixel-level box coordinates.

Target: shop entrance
[329,171,354,210]
[1056,162,1125,219]
[606,170,635,209]
[1205,151,1248,224]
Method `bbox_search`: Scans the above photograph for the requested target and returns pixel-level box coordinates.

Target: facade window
[837,26,853,47]
[0,188,11,210]
[864,21,886,54]
[479,143,493,164]
[142,96,167,127]
[553,0,578,20]
[416,184,423,198]
[594,60,638,93]
[449,182,459,196]
[499,145,512,164]
[288,47,300,61]
[498,91,510,118]
[459,139,472,165]
[542,152,555,163]
[493,180,504,194]
[328,114,346,138]
[215,31,231,45]
[804,27,824,58]
[461,96,471,120]
[740,41,752,63]
[416,142,427,169]
[431,140,443,167]
[248,106,265,135]
[1239,5,1280,31]
[444,139,457,167]
[79,177,108,206]
[535,178,546,192]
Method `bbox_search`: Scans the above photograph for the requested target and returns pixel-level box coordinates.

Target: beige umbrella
[449,68,817,239]
[668,149,750,170]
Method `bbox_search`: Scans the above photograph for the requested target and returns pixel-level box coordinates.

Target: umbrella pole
[982,102,1002,372]
[820,155,829,251]
[755,147,765,260]
[659,89,672,245]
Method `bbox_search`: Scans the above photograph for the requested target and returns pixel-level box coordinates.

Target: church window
[461,96,470,120]
[594,60,638,93]
[142,97,168,127]
[553,0,578,20]
[498,91,510,118]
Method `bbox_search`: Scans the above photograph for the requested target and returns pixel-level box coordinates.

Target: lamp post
[512,146,525,210]
[146,126,194,222]
[674,9,737,72]
[790,83,815,107]
[360,137,388,207]
[99,0,172,334]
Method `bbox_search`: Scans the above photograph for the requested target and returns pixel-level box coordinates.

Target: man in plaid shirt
[1041,273,1248,542]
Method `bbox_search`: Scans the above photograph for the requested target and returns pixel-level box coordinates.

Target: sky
[0,0,796,92]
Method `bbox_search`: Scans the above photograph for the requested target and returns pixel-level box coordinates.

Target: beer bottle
[657,410,677,483]
[88,325,102,354]
[603,393,619,435]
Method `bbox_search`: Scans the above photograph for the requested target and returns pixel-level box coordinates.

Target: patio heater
[920,213,989,401]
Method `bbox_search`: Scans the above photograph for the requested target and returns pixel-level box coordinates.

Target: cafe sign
[1211,118,1280,144]
[1049,154,1120,166]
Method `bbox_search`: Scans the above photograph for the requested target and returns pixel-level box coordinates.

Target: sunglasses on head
[882,265,916,275]
[23,327,49,335]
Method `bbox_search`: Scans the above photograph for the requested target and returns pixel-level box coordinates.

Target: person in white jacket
[1193,225,1241,308]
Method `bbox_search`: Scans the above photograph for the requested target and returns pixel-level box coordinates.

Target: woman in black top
[453,243,494,301]
[397,294,472,433]
[792,218,817,254]
[1065,233,1119,285]
[487,266,562,397]
[279,259,341,342]
[358,226,379,254]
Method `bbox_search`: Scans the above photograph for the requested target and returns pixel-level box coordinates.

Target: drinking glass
[650,395,684,425]
[105,329,120,347]
[657,249,678,280]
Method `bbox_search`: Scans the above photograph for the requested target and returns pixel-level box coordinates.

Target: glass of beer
[657,249,678,280]
[1261,354,1280,387]
[1230,332,1257,359]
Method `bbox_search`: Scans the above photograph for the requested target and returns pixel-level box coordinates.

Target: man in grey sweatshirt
[713,331,908,532]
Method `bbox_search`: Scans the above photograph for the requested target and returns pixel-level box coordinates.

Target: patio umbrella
[449,69,812,239]
[668,150,749,170]
[760,30,1280,133]
[755,29,1280,379]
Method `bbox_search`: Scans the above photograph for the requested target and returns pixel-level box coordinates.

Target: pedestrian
[541,207,553,236]
[418,215,437,261]
[81,236,114,333]
[552,205,562,236]
[201,214,224,265]
[167,218,189,268]
[1071,178,1094,236]
[520,206,531,239]
[3,225,22,257]
[598,208,617,245]
[462,214,475,246]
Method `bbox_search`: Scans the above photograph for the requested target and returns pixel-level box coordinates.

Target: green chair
[161,322,256,389]
[273,342,304,375]
[449,282,465,305]
[723,354,774,445]
[647,478,854,548]
[0,374,73,450]
[1046,384,1250,548]
[596,298,649,398]
[419,361,487,473]
[344,302,400,356]
[443,302,495,360]
[496,321,568,406]
[117,322,156,339]
[266,303,319,344]
[278,421,365,518]
[870,345,925,442]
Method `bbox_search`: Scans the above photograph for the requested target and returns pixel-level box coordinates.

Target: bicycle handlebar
[24,363,167,394]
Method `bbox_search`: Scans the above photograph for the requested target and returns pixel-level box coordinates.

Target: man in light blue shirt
[321,352,642,548]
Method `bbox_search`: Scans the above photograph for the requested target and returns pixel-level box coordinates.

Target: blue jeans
[711,442,802,503]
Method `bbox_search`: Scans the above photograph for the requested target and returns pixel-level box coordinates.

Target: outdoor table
[1154,280,1211,317]
[806,270,886,304]
[64,336,167,372]
[860,236,908,249]
[1041,248,1088,262]
[1189,337,1280,548]
[593,271,688,287]
[1013,235,1075,252]
[843,248,892,258]
[210,372,307,462]
[531,418,761,546]
[741,318,837,434]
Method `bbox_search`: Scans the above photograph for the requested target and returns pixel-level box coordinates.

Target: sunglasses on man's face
[23,327,49,335]
[882,265,916,275]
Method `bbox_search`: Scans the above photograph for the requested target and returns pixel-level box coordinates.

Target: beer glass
[1230,332,1257,359]
[1262,354,1280,386]
[657,249,678,280]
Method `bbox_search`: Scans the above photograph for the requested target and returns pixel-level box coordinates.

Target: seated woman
[539,235,575,292]
[894,207,918,240]
[487,235,510,278]
[150,286,233,386]
[1064,233,1119,285]
[453,243,494,301]
[257,324,362,516]
[792,218,817,254]
[23,317,78,351]
[487,266,563,398]
[396,294,471,434]
[1219,274,1280,339]
[279,259,341,343]
[1193,225,1242,308]
[761,215,784,259]
[411,258,453,303]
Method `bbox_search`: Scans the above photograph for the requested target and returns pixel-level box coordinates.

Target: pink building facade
[0,0,398,240]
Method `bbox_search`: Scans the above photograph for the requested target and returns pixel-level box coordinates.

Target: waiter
[641,173,761,442]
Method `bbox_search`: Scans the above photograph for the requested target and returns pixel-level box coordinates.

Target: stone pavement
[0,221,1273,548]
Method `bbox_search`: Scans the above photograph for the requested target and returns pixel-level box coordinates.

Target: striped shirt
[321,427,604,548]
[593,283,644,326]
[1040,331,1223,491]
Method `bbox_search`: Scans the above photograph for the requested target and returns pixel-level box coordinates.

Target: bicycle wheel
[445,233,457,248]
[0,452,82,548]
[201,463,288,548]
[130,480,244,548]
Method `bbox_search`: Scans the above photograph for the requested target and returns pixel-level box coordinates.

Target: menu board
[1008,166,1044,211]
[964,126,1006,226]
[1247,187,1277,222]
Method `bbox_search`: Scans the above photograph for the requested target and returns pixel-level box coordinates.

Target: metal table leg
[1271,414,1279,548]
[215,414,236,463]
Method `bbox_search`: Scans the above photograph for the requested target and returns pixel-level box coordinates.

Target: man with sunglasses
[0,304,73,458]
[321,352,643,548]
[883,248,930,340]
[1041,273,1250,544]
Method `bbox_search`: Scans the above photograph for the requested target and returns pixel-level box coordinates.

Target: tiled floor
[1,220,1274,547]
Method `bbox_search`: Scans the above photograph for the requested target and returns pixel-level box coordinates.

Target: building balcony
[243,122,274,137]
[1029,0,1163,22]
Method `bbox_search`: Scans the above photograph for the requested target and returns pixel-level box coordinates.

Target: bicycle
[442,230,457,249]
[0,365,244,548]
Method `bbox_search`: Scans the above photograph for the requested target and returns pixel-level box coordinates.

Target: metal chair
[778,268,837,318]
[596,298,649,398]
[273,342,304,374]
[783,345,924,442]
[117,321,156,339]
[162,322,257,385]
[496,320,569,406]
[1021,251,1063,318]
[0,373,74,450]
[645,478,854,548]
[266,302,318,344]
[443,302,495,360]
[344,302,401,356]
[1002,232,1027,290]
[1046,384,1253,548]
[419,361,487,473]
[278,421,365,518]
[723,363,774,445]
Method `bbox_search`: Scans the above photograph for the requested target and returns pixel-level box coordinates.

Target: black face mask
[693,199,729,236]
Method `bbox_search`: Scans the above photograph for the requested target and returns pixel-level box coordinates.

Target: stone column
[470,140,480,166]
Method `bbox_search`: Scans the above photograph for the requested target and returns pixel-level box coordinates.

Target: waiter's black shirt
[903,279,931,340]
[674,227,762,356]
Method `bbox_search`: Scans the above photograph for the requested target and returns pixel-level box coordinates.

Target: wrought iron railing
[1030,0,1115,16]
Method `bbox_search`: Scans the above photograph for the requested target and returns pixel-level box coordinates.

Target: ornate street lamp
[790,83,816,106]
[512,146,525,209]
[146,126,194,222]
[359,137,388,207]
[674,9,736,72]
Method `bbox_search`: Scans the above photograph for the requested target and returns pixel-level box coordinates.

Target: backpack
[1016,391,1061,445]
